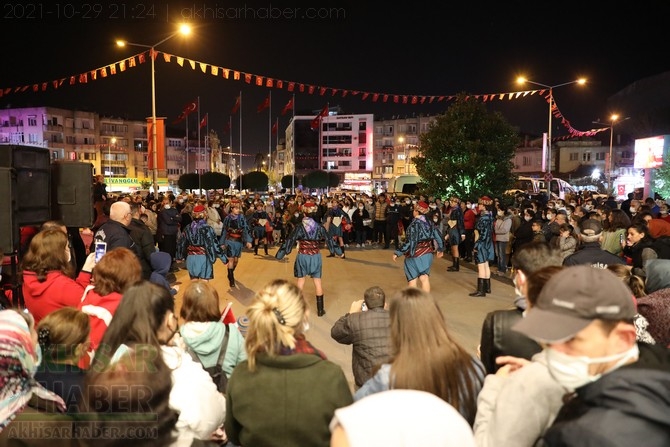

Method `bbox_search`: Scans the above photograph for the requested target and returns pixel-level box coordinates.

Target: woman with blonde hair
[225,279,352,446]
[35,307,90,412]
[355,287,485,426]
[20,228,96,325]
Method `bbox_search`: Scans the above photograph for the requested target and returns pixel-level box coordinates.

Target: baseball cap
[579,218,602,236]
[513,265,636,343]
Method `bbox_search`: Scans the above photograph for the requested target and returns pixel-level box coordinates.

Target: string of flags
[0,49,610,139]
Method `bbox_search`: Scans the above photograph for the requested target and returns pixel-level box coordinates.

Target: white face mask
[630,207,637,213]
[294,213,300,218]
[164,205,170,209]
[524,216,532,221]
[358,206,364,210]
[497,211,504,216]
[546,344,639,392]
[546,213,554,220]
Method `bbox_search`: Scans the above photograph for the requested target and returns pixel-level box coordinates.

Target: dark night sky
[1,1,668,168]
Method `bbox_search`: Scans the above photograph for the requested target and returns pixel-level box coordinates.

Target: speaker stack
[0,145,51,254]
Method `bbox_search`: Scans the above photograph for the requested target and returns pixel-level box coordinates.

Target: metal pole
[608,121,614,189]
[547,88,552,174]
[151,47,159,195]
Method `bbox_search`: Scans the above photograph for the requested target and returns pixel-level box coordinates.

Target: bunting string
[0,49,609,139]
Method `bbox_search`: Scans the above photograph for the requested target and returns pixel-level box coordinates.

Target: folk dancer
[469,196,495,297]
[276,200,344,317]
[220,199,253,288]
[325,198,348,258]
[250,201,271,256]
[176,205,229,281]
[392,201,444,292]
[445,196,466,272]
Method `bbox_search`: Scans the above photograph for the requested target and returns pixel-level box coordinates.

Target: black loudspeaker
[0,168,18,254]
[51,161,94,228]
[0,145,51,226]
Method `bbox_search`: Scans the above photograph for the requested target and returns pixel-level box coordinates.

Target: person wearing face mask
[93,281,226,446]
[351,201,371,248]
[0,309,73,445]
[474,265,565,447]
[512,266,670,447]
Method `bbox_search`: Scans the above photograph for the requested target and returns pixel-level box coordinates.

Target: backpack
[186,324,230,393]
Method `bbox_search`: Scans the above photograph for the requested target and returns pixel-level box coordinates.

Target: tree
[178,173,199,191]
[302,170,329,189]
[241,171,269,191]
[201,172,231,190]
[413,93,520,200]
[281,174,300,190]
[653,162,670,200]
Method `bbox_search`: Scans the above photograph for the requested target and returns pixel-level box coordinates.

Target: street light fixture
[116,24,191,195]
[516,76,587,175]
[607,114,619,191]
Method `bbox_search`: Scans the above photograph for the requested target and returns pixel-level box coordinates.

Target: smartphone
[620,233,625,244]
[94,241,107,263]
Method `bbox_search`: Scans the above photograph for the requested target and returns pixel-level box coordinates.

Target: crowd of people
[1,181,669,446]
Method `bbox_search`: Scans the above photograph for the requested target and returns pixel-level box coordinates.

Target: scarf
[279,334,327,360]
[0,310,66,432]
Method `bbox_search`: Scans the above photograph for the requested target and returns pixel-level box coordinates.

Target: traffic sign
[544,172,553,183]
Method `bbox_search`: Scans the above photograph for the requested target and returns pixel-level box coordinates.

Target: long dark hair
[92,281,173,371]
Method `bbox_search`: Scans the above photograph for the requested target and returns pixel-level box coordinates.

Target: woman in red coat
[20,229,95,325]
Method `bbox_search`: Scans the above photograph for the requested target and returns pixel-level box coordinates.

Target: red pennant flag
[222,121,231,134]
[271,121,278,135]
[231,96,241,114]
[199,113,208,129]
[257,95,270,113]
[310,105,329,130]
[281,98,294,116]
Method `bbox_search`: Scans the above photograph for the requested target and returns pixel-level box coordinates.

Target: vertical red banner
[147,117,166,170]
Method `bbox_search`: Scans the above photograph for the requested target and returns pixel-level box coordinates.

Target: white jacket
[473,351,565,447]
[162,342,226,446]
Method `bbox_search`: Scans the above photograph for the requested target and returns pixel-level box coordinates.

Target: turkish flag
[182,100,197,116]
[281,98,294,116]
[310,105,329,130]
[257,95,270,113]
[199,114,208,129]
[231,96,240,114]
[271,121,278,135]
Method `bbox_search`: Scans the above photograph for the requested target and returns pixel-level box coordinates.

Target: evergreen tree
[413,93,520,199]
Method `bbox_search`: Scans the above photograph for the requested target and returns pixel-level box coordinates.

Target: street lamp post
[516,77,587,175]
[607,114,619,190]
[108,137,116,178]
[116,25,191,195]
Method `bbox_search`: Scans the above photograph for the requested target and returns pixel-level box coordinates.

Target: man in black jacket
[128,202,155,280]
[157,195,182,272]
[563,219,625,268]
[478,241,559,374]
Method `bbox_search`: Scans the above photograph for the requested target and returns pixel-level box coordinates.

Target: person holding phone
[20,229,96,325]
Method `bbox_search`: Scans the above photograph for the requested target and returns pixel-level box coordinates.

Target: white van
[389,174,421,194]
[506,176,576,201]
